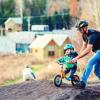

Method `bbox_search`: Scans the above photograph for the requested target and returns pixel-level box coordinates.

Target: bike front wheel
[54,74,62,87]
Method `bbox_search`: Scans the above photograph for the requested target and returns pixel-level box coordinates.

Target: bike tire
[54,74,62,87]
[71,75,80,86]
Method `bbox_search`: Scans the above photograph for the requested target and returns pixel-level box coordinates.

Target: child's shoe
[66,77,71,81]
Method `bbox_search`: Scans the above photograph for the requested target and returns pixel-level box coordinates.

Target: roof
[53,28,77,40]
[29,34,69,49]
[5,17,22,25]
[7,32,35,44]
[31,25,49,31]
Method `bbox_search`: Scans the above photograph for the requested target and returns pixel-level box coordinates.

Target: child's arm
[57,57,65,65]
[70,51,78,58]
[74,52,78,57]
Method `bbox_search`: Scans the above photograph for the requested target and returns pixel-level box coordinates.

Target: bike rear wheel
[54,74,62,87]
[71,75,80,86]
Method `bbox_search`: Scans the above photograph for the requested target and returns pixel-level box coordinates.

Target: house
[0,32,35,54]
[29,34,71,61]
[7,32,35,53]
[0,37,16,54]
[5,17,22,33]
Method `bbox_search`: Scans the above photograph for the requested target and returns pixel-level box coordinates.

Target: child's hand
[69,58,77,64]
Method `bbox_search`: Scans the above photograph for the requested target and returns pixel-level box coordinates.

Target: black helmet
[76,20,88,30]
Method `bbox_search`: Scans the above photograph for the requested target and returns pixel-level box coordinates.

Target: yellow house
[29,34,71,61]
[5,17,22,33]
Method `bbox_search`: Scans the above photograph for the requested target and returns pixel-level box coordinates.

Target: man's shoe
[75,81,86,89]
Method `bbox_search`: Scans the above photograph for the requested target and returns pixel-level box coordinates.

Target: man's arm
[70,44,92,63]
[76,44,92,59]
[79,41,87,55]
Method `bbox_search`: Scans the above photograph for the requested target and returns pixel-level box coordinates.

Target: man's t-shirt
[82,29,100,52]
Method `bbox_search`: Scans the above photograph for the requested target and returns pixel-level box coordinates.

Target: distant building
[0,37,16,54]
[7,32,35,53]
[0,32,35,54]
[5,17,22,33]
[31,25,49,32]
[29,34,71,61]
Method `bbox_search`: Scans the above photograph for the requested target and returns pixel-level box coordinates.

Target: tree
[0,0,16,25]
[22,0,31,16]
[54,12,63,29]
[23,0,46,16]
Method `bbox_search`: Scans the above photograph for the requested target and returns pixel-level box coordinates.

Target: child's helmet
[64,44,74,50]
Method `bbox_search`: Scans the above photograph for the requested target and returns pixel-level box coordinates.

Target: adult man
[71,20,100,89]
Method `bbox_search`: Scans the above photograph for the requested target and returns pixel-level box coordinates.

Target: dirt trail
[0,80,100,100]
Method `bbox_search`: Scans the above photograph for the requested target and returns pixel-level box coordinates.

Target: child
[23,64,36,81]
[57,44,78,80]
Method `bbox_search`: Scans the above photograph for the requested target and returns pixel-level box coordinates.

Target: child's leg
[64,69,71,80]
[64,69,70,75]
[70,66,77,77]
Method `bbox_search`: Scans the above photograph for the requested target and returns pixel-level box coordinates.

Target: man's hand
[69,57,78,64]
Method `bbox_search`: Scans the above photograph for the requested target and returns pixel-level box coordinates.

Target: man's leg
[82,50,100,84]
[94,62,100,79]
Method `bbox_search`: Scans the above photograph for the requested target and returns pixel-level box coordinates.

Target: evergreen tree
[0,0,16,25]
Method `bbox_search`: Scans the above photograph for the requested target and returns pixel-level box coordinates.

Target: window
[16,44,21,48]
[48,51,55,56]
[16,43,29,53]
[48,46,55,57]
[8,28,12,32]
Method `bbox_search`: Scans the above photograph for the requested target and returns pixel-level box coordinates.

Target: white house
[0,32,35,54]
[0,37,16,54]
[7,32,35,53]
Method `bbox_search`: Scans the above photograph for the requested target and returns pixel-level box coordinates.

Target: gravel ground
[0,80,100,100]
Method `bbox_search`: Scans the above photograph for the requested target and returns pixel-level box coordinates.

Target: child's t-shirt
[57,51,78,69]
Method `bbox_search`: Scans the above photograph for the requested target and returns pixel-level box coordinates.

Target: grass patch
[3,64,44,86]
[3,77,22,86]
[31,64,44,72]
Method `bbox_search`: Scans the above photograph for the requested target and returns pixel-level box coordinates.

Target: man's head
[76,20,88,34]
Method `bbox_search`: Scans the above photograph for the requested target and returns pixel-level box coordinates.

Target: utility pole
[27,16,31,31]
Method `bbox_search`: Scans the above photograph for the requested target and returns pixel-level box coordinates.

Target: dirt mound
[0,80,100,100]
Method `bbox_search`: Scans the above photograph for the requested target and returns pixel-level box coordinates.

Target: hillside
[0,80,100,100]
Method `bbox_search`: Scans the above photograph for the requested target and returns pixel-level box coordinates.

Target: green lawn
[31,64,44,72]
